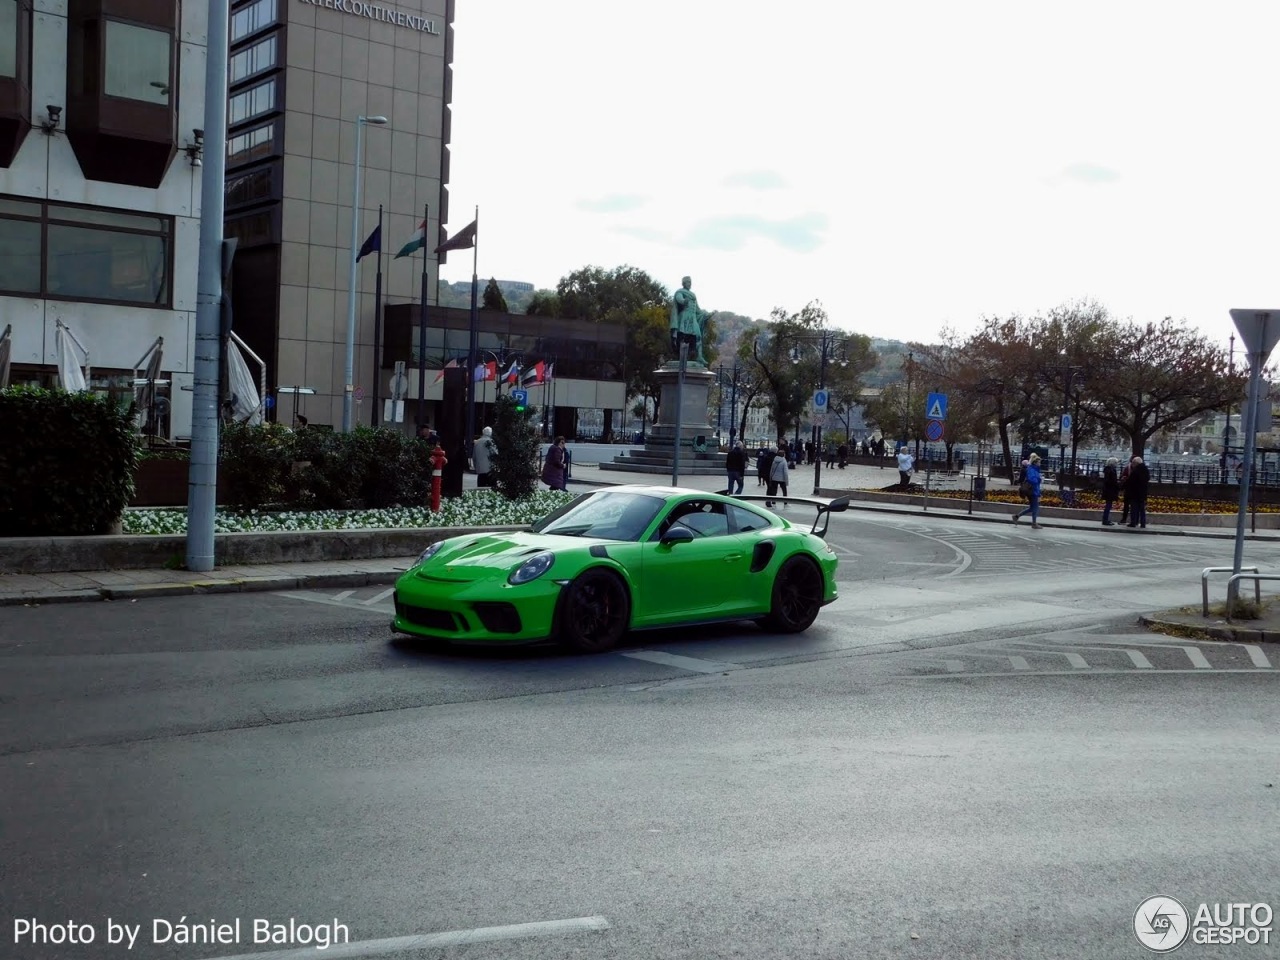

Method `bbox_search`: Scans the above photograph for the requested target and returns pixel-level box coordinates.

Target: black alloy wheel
[764,555,824,633]
[560,569,630,653]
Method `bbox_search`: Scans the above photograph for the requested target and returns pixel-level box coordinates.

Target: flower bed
[122,489,578,535]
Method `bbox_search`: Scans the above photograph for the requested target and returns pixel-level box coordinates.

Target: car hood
[413,531,566,583]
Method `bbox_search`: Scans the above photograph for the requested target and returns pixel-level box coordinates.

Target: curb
[0,570,404,607]
[1139,614,1280,644]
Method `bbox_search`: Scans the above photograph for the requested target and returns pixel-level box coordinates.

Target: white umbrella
[0,324,11,389]
[55,320,88,392]
[226,337,262,424]
[134,336,164,432]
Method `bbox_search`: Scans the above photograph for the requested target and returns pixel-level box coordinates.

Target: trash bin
[973,475,987,501]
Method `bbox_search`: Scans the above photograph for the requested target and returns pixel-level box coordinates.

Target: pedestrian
[1118,460,1132,524]
[896,445,914,489]
[472,425,497,487]
[541,436,568,491]
[767,441,789,507]
[825,442,836,468]
[725,440,746,495]
[756,446,769,487]
[1101,456,1120,525]
[837,442,848,469]
[1012,453,1043,528]
[1126,455,1151,528]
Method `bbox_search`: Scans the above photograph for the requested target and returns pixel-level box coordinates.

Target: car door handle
[723,553,743,562]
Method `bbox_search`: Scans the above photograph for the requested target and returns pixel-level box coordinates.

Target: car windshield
[534,491,665,541]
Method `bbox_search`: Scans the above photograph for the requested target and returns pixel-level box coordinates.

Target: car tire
[559,569,630,653]
[763,555,824,633]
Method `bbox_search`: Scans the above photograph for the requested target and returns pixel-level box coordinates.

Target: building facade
[224,0,457,430]
[1,0,209,435]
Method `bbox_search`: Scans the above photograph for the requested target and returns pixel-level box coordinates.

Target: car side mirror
[660,527,695,546]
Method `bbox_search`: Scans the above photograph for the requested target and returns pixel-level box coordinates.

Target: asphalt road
[3,512,1279,960]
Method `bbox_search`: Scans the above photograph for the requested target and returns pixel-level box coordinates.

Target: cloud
[611,224,669,243]
[1055,162,1122,184]
[576,193,648,213]
[684,213,828,252]
[723,170,788,191]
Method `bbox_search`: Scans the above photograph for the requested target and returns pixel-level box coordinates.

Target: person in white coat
[767,441,789,508]
[473,426,497,487]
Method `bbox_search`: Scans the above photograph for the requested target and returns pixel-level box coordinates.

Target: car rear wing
[729,494,851,539]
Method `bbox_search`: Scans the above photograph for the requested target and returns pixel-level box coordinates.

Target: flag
[432,357,458,385]
[394,219,427,259]
[503,359,520,385]
[473,360,496,383]
[356,224,381,261]
[434,219,477,255]
[521,360,545,386]
[545,362,554,381]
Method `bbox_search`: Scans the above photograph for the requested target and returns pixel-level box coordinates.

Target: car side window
[727,503,772,534]
[655,500,730,539]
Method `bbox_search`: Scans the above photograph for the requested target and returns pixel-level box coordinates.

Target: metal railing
[1202,566,1260,616]
[1224,572,1279,622]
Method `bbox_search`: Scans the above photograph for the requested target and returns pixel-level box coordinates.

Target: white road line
[332,590,355,601]
[1127,650,1153,669]
[194,917,612,960]
[622,650,742,674]
[1182,646,1213,669]
[362,587,395,605]
[1244,644,1273,668]
[1007,656,1031,670]
[944,659,965,672]
[1064,653,1090,669]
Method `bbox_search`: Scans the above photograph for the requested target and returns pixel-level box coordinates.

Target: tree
[747,301,829,441]
[525,290,561,316]
[482,277,508,312]
[490,394,541,500]
[1084,317,1244,457]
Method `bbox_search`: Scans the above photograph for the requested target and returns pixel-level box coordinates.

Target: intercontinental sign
[297,0,441,34]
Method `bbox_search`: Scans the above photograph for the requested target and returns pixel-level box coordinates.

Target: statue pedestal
[646,362,716,448]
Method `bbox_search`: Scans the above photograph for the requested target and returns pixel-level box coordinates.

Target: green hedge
[0,386,140,536]
[219,423,431,511]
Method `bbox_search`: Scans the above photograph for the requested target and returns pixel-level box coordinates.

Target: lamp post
[903,350,915,457]
[1056,357,1083,497]
[342,114,388,433]
[1222,332,1236,482]
[790,331,847,494]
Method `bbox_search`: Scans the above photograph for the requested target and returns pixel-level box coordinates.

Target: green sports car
[391,485,848,653]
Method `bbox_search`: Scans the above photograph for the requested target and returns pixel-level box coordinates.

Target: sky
[441,0,1280,354]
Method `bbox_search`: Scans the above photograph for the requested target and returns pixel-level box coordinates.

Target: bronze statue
[670,275,710,365]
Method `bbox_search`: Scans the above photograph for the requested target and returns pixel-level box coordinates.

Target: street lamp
[790,331,848,494]
[342,114,388,433]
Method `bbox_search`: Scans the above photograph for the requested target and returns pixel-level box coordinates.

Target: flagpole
[416,202,429,430]
[371,203,383,427]
[464,205,479,457]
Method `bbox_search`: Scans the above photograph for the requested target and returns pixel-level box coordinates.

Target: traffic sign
[354,385,364,402]
[512,389,528,405]
[1059,412,1072,444]
[264,395,275,410]
[925,419,944,442]
[1230,308,1280,358]
[813,388,829,412]
[926,392,948,420]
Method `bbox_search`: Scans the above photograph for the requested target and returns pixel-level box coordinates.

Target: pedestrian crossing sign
[926,392,948,420]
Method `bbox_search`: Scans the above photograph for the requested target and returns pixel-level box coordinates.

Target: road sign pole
[1228,309,1280,598]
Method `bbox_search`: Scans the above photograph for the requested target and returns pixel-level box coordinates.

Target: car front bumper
[391,572,564,644]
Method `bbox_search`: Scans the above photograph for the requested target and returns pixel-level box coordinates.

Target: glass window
[0,1,17,78]
[229,35,275,85]
[0,197,173,305]
[728,504,772,534]
[0,217,41,293]
[231,0,276,44]
[228,78,275,125]
[103,20,171,104]
[47,224,168,304]
[227,122,274,165]
[225,167,273,206]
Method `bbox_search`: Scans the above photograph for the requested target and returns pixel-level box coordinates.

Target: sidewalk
[3,457,1276,608]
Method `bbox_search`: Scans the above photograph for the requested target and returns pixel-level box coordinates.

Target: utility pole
[185,0,230,572]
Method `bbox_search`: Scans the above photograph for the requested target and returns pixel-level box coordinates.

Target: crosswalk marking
[621,651,742,674]
[1182,646,1212,669]
[1126,650,1153,669]
[1244,644,1273,668]
[332,590,355,601]
[362,587,395,605]
[1064,652,1089,669]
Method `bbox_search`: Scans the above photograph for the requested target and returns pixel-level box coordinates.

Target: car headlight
[509,552,554,585]
[415,541,445,567]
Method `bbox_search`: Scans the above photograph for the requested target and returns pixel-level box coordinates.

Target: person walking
[472,426,497,488]
[1012,453,1043,528]
[725,440,746,495]
[896,445,914,489]
[1118,459,1132,525]
[541,436,568,491]
[1126,455,1151,528]
[756,446,770,487]
[767,442,789,508]
[1101,456,1120,525]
